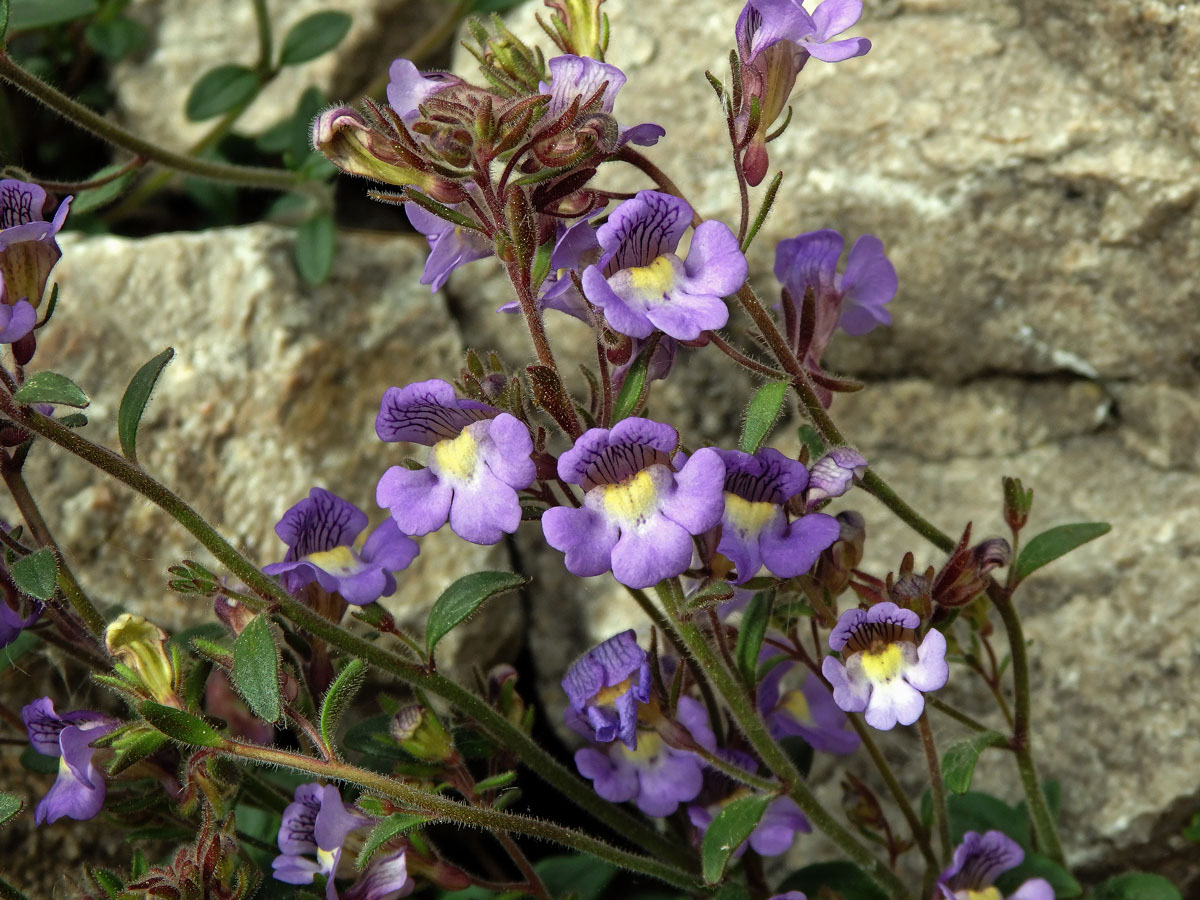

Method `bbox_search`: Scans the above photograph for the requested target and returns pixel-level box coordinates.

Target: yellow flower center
[626,256,676,299]
[316,848,337,871]
[622,731,663,764]
[593,678,633,706]
[859,643,904,683]
[723,493,777,535]
[602,469,659,524]
[305,545,358,575]
[432,429,478,481]
[964,890,1002,900]
[781,689,811,723]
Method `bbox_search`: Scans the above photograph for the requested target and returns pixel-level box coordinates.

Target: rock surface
[447,0,1200,878]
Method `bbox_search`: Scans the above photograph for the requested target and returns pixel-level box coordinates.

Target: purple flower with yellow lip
[574,696,714,817]
[581,191,747,341]
[273,783,372,900]
[714,448,840,583]
[758,652,859,754]
[938,830,1054,900]
[540,55,665,148]
[562,630,651,749]
[263,488,418,606]
[0,179,71,309]
[376,380,535,546]
[821,602,948,730]
[542,418,725,589]
[22,697,119,825]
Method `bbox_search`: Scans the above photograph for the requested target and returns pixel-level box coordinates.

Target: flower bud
[1002,476,1034,534]
[811,510,866,598]
[806,447,868,510]
[486,664,527,726]
[543,0,607,59]
[931,524,1012,608]
[390,703,458,764]
[105,614,179,707]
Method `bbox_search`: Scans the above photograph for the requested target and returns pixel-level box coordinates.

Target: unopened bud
[812,510,866,598]
[105,614,179,707]
[391,704,458,764]
[806,448,868,510]
[1002,476,1034,534]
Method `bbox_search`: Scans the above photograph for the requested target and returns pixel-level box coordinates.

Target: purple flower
[574,696,714,816]
[376,380,535,545]
[263,488,418,606]
[713,448,840,583]
[497,218,600,320]
[562,630,651,748]
[386,59,460,125]
[0,180,71,309]
[0,274,36,344]
[542,418,725,589]
[273,783,371,900]
[805,447,867,509]
[581,191,747,341]
[540,55,665,148]
[758,652,859,754]
[821,602,948,730]
[22,697,119,825]
[405,202,493,293]
[938,831,1054,900]
[769,894,808,900]
[343,850,415,900]
[0,594,42,649]
[689,792,811,857]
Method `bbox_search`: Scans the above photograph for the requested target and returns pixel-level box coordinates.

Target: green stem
[0,453,106,638]
[4,403,693,871]
[250,0,273,75]
[989,586,1063,863]
[221,741,700,893]
[924,696,992,734]
[0,53,300,192]
[917,711,950,862]
[654,579,911,900]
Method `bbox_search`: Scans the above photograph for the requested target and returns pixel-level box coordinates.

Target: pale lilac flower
[758,652,859,754]
[376,380,535,545]
[22,697,119,824]
[611,335,678,391]
[272,783,371,900]
[405,202,492,293]
[805,447,868,509]
[343,850,415,900]
[0,180,71,309]
[263,488,418,606]
[714,448,840,583]
[542,418,725,589]
[498,218,600,320]
[821,602,948,730]
[562,630,651,748]
[540,55,665,148]
[386,59,460,124]
[938,831,1054,900]
[581,191,746,341]
[768,894,807,900]
[574,696,714,816]
[0,273,36,344]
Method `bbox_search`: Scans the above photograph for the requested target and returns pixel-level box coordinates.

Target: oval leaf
[356,813,429,869]
[320,658,365,747]
[233,615,282,724]
[701,793,769,883]
[734,590,772,686]
[426,572,527,655]
[139,701,224,747]
[294,213,336,286]
[1092,873,1180,900]
[611,345,650,423]
[14,371,89,408]
[7,0,96,31]
[279,11,352,66]
[118,348,174,463]
[0,791,22,827]
[1014,522,1110,582]
[942,731,1007,794]
[740,380,788,454]
[10,548,58,600]
[185,64,260,121]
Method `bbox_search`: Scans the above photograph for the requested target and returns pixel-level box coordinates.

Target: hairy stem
[917,711,950,862]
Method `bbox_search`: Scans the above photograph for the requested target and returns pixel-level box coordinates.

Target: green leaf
[701,793,769,883]
[0,791,22,827]
[611,344,650,423]
[947,792,1030,848]
[734,590,772,686]
[88,868,122,900]
[1092,873,1181,900]
[0,630,39,674]
[10,548,58,600]
[426,572,527,655]
[139,701,224,747]
[473,770,517,792]
[536,855,618,900]
[14,371,89,408]
[797,423,826,459]
[279,11,352,66]
[997,852,1082,899]
[20,745,58,774]
[1014,522,1111,582]
[106,727,168,775]
[7,0,96,31]
[776,861,889,900]
[233,615,282,724]
[356,813,429,868]
[320,658,365,747]
[118,348,174,463]
[1183,810,1200,842]
[185,64,260,121]
[941,730,1007,794]
[740,380,788,454]
[294,213,336,286]
[0,0,9,44]
[85,16,148,61]
[58,412,88,428]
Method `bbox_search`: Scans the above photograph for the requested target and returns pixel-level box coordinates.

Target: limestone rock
[17,225,521,670]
